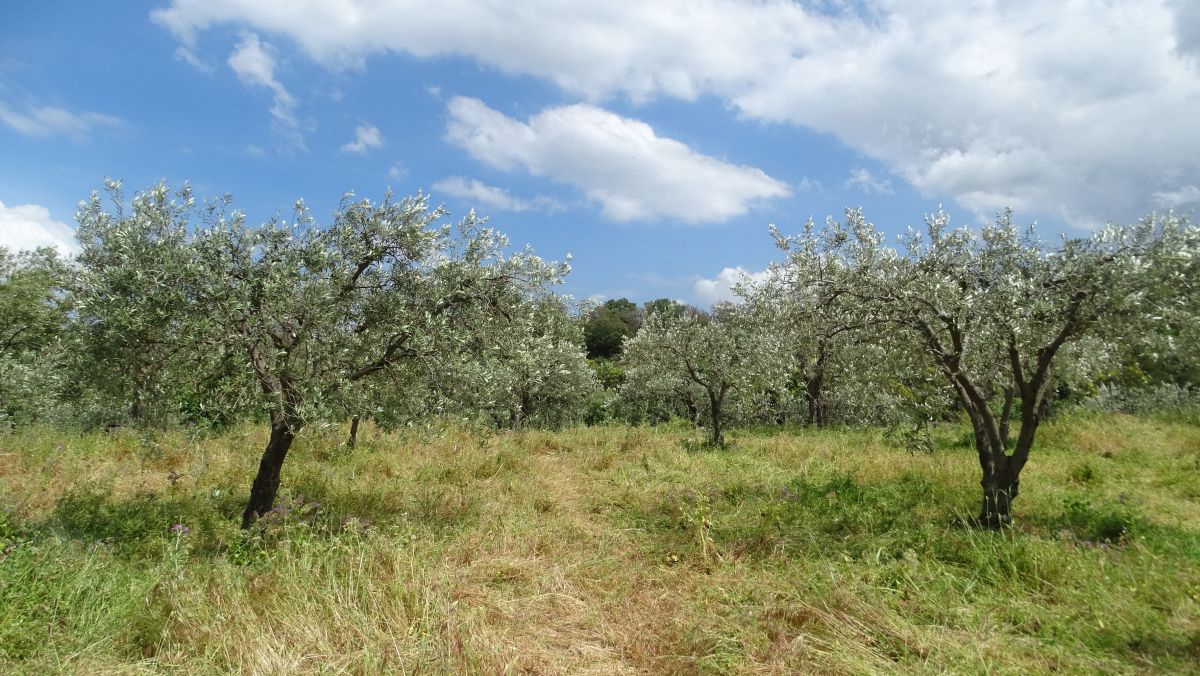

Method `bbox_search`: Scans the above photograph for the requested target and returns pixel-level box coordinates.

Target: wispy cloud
[1152,184,1200,209]
[227,32,303,151]
[0,101,121,142]
[797,176,823,193]
[843,167,893,195]
[173,46,213,72]
[432,176,560,213]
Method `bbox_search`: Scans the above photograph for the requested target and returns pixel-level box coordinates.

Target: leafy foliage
[583,297,644,358]
[0,247,71,428]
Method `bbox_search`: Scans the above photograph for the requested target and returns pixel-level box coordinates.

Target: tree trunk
[805,346,828,427]
[805,373,826,427]
[241,417,298,528]
[957,390,1022,529]
[707,389,725,447]
[130,377,145,424]
[982,356,1050,526]
[346,415,360,448]
[1038,391,1054,421]
[973,402,1041,529]
[680,390,701,427]
[978,454,1019,529]
[687,401,700,427]
[517,390,531,429]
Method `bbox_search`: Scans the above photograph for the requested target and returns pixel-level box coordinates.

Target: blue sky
[2,1,1198,305]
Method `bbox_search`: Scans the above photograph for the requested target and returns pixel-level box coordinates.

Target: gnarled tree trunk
[978,451,1019,529]
[805,371,826,427]
[241,343,304,529]
[966,384,1045,528]
[241,412,299,528]
[510,389,532,430]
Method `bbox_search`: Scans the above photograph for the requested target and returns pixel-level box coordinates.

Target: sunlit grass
[1,414,1198,673]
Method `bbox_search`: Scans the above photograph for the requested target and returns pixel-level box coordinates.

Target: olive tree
[0,247,71,427]
[618,356,706,426]
[760,222,953,431]
[623,304,780,446]
[187,192,567,526]
[74,182,202,426]
[483,297,597,429]
[761,220,883,427]
[774,208,1198,527]
[422,295,597,429]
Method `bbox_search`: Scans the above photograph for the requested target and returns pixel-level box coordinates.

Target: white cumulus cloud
[341,123,384,154]
[153,0,1200,227]
[0,200,78,254]
[693,266,769,305]
[444,97,790,223]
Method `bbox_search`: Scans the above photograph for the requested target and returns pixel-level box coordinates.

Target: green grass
[1,414,1198,673]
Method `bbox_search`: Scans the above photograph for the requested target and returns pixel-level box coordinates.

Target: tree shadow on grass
[1019,493,1200,558]
[46,487,239,558]
[29,470,487,565]
[633,472,952,563]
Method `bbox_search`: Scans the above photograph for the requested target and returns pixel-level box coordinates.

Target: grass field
[1,413,1198,674]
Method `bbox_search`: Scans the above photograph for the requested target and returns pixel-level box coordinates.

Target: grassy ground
[1,413,1198,674]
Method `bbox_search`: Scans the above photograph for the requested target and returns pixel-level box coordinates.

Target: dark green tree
[583,298,642,358]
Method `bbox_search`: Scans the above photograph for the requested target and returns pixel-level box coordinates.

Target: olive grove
[1,178,1197,531]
